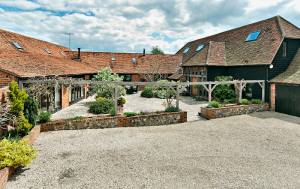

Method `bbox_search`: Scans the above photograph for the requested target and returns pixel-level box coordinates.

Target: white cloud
[245,0,284,13]
[0,0,40,10]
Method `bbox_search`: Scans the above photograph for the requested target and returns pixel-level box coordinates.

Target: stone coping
[201,103,269,120]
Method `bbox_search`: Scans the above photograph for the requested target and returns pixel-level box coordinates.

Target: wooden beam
[208,83,212,102]
[176,85,180,109]
[114,85,118,114]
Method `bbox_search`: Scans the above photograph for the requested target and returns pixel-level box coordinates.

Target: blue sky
[0,0,299,53]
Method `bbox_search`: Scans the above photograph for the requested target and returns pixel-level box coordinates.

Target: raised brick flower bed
[201,103,269,120]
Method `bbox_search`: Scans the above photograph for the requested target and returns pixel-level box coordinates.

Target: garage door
[276,84,300,117]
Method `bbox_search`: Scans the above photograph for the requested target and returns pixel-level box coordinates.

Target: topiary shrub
[38,111,51,123]
[89,98,114,114]
[15,113,32,136]
[141,86,154,98]
[124,112,138,117]
[207,101,221,108]
[8,81,28,117]
[117,96,126,106]
[212,76,236,102]
[0,139,37,169]
[241,99,250,105]
[165,105,180,112]
[24,97,38,126]
[251,99,262,104]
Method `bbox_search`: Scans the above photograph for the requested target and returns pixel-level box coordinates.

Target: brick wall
[270,83,276,111]
[131,74,140,82]
[191,77,198,96]
[61,85,70,109]
[0,70,16,88]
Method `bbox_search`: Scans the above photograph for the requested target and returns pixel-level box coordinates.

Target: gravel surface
[52,92,207,121]
[7,112,300,189]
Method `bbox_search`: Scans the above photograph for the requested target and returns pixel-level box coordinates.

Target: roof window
[196,44,204,51]
[44,48,51,55]
[11,41,23,50]
[246,30,261,42]
[183,47,190,54]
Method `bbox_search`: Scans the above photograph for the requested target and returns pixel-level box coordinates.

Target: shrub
[251,99,262,104]
[241,99,250,105]
[0,139,37,169]
[224,98,237,104]
[8,81,28,117]
[24,97,39,126]
[212,76,236,102]
[141,86,154,98]
[15,113,32,136]
[124,112,138,117]
[117,97,126,106]
[89,98,114,114]
[109,107,117,116]
[38,111,51,123]
[208,101,221,108]
[165,105,180,112]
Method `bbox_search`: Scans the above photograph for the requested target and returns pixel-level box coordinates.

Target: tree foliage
[8,81,28,117]
[151,46,164,55]
[24,97,39,126]
[212,76,236,102]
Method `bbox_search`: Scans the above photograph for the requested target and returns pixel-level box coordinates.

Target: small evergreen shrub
[141,86,154,98]
[24,97,39,126]
[124,112,138,117]
[89,98,114,114]
[8,81,28,117]
[241,99,250,105]
[15,113,32,136]
[0,139,37,169]
[117,97,126,106]
[38,111,51,123]
[208,101,221,108]
[251,99,262,104]
[165,105,180,112]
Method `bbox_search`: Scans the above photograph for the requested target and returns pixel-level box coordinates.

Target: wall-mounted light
[269,64,274,69]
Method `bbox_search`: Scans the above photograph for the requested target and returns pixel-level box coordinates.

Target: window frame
[245,30,261,42]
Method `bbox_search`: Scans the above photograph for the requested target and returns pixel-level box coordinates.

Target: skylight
[44,48,51,55]
[245,30,261,42]
[183,47,190,54]
[196,44,204,51]
[11,41,23,50]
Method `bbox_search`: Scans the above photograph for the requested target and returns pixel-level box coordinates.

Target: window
[11,41,23,50]
[183,47,190,54]
[44,48,51,55]
[196,44,204,51]
[245,30,261,42]
[282,42,287,57]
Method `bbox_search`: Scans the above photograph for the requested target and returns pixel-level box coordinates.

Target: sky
[0,0,299,54]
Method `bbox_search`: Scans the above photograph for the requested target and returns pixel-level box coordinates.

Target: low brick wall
[41,112,187,132]
[201,104,269,120]
[0,125,41,189]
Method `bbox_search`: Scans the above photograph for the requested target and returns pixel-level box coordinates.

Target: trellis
[23,79,265,112]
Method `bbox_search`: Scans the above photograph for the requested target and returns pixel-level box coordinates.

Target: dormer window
[183,47,190,54]
[196,44,204,51]
[245,30,261,42]
[44,48,51,55]
[11,41,23,50]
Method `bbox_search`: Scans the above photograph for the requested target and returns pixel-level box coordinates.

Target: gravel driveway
[7,112,300,189]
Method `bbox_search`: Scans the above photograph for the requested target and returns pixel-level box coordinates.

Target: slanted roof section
[0,29,96,78]
[65,51,182,75]
[272,48,300,85]
[178,16,300,67]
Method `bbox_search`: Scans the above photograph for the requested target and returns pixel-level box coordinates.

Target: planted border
[201,103,269,120]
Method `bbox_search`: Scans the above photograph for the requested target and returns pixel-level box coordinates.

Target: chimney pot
[143,48,146,56]
[77,48,81,60]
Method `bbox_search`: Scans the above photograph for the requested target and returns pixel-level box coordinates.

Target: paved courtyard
[52,92,207,121]
[7,112,300,189]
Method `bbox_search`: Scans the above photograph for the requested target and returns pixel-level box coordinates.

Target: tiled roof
[271,48,300,85]
[0,29,96,77]
[178,16,300,67]
[65,51,182,74]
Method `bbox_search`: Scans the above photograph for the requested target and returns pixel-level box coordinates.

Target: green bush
[208,101,221,108]
[165,105,180,112]
[224,98,237,104]
[38,111,51,123]
[8,81,28,117]
[251,99,262,104]
[141,86,154,98]
[89,98,114,114]
[24,97,38,126]
[15,113,32,136]
[109,107,117,116]
[117,96,126,106]
[124,112,138,117]
[0,139,37,169]
[241,99,250,105]
[212,76,236,102]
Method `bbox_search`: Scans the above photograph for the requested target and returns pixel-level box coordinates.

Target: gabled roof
[65,51,182,74]
[177,16,300,67]
[272,48,300,85]
[0,29,96,77]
